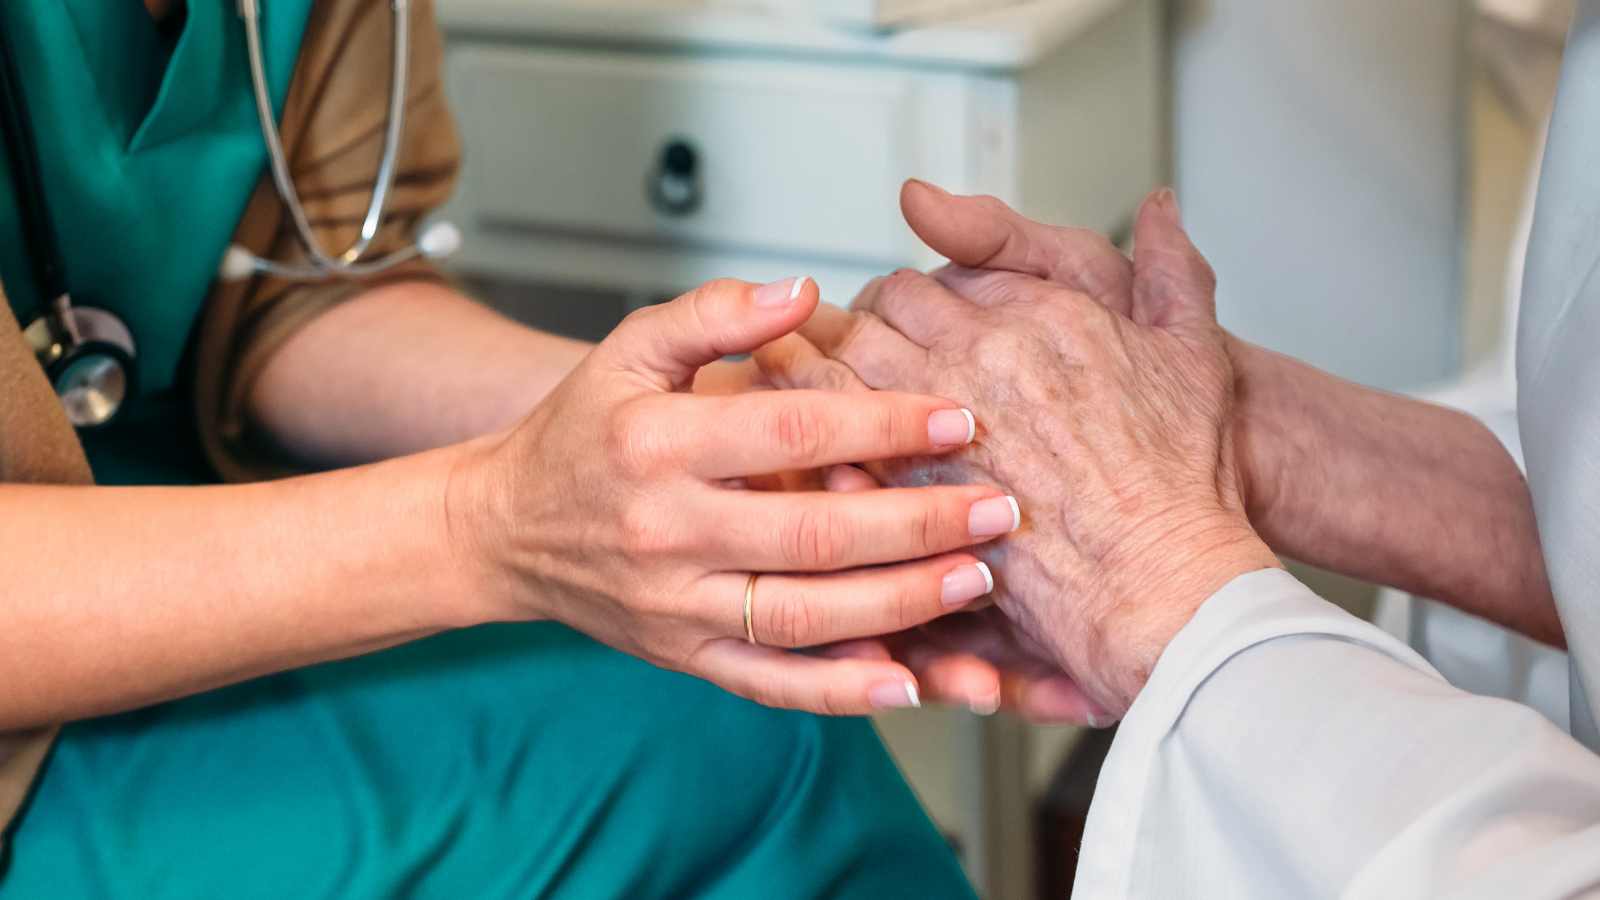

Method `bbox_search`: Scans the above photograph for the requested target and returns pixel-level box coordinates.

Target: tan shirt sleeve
[193,0,461,483]
[0,299,93,851]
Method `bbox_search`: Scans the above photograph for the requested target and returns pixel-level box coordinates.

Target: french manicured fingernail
[968,495,1021,537]
[928,408,976,445]
[970,689,1002,716]
[869,680,921,710]
[941,561,994,608]
[754,276,810,307]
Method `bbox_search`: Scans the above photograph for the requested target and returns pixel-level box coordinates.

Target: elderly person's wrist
[1225,333,1307,534]
[1225,334,1271,518]
[1074,511,1282,713]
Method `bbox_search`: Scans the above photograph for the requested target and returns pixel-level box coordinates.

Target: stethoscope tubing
[247,243,425,279]
[0,2,73,325]
[239,0,412,277]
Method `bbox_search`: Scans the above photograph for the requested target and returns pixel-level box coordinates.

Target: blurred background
[426,0,1571,896]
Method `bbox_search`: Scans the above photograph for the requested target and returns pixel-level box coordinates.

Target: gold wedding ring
[744,573,760,645]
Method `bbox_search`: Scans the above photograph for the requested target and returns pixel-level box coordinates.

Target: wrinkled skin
[817,462,1107,723]
[759,189,1281,716]
[697,355,1097,722]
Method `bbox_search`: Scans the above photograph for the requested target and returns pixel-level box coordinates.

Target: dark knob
[662,141,697,177]
[648,138,703,217]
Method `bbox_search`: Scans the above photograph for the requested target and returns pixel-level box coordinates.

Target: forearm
[250,280,768,468]
[1232,338,1560,646]
[0,446,496,730]
[251,281,593,468]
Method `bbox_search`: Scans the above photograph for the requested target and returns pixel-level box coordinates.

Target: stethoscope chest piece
[1,0,439,428]
[0,7,139,429]
[23,303,136,428]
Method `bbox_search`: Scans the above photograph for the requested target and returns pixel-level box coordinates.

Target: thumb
[900,179,1133,314]
[1130,189,1218,333]
[601,277,818,391]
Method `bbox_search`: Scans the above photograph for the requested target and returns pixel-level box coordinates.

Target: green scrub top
[0,0,314,485]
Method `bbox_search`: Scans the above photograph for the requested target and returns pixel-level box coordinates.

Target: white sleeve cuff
[1074,567,1442,896]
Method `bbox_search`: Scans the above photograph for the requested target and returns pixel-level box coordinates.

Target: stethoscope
[0,0,459,428]
[218,0,459,282]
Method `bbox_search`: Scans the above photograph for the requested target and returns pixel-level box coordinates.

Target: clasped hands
[445,181,1279,725]
[760,182,1284,722]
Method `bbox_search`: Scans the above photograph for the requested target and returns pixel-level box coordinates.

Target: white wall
[1173,0,1472,390]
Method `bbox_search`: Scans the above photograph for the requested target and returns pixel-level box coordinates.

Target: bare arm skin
[252,281,765,468]
[897,180,1561,649]
[3,278,1012,729]
[0,450,478,730]
[250,282,594,468]
[1230,339,1561,647]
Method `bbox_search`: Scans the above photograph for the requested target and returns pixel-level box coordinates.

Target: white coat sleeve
[1072,568,1600,900]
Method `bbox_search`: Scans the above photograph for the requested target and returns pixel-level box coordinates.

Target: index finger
[798,300,933,393]
[672,390,978,478]
[752,332,869,393]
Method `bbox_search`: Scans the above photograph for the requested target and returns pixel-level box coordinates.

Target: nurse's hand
[752,357,1111,725]
[759,193,1282,718]
[447,277,1017,716]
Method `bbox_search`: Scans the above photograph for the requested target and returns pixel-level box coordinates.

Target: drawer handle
[647,138,703,217]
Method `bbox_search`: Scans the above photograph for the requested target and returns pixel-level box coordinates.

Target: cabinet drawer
[449,45,918,264]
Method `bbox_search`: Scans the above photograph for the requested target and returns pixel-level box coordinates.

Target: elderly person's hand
[813,462,1109,724]
[891,181,1562,651]
[758,191,1282,718]
[756,332,1106,725]
[448,276,1020,716]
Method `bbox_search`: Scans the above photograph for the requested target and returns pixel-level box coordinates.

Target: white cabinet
[454,48,924,261]
[437,0,1164,308]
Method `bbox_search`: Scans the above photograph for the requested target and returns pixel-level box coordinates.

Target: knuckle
[683,278,746,318]
[974,194,1012,220]
[784,506,850,570]
[851,277,888,314]
[913,498,949,552]
[767,401,831,463]
[762,583,826,647]
[1077,307,1117,346]
[864,398,909,451]
[891,582,929,631]
[812,361,862,393]
[615,304,659,332]
[617,499,682,559]
[838,310,884,357]
[746,670,786,708]
[878,269,923,308]
[971,328,1032,377]
[599,306,663,363]
[606,403,675,480]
